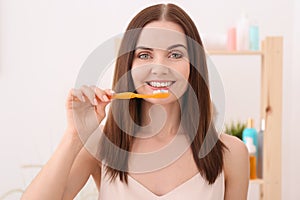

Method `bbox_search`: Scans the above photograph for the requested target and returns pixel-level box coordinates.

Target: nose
[151,64,169,75]
[151,56,169,75]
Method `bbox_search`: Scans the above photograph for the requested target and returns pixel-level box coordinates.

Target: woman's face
[131,20,190,104]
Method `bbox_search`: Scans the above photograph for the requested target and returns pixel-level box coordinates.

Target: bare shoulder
[220,133,249,175]
[220,133,249,161]
[220,133,249,200]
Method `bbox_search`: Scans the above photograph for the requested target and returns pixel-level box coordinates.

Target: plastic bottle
[242,118,258,148]
[245,137,257,179]
[236,13,250,51]
[249,19,260,51]
[257,118,265,179]
[227,27,236,51]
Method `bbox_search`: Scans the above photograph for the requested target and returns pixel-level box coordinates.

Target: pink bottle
[227,27,236,51]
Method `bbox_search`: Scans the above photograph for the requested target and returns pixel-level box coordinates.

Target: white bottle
[236,13,250,51]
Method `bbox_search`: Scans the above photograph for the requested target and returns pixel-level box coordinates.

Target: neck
[139,100,181,139]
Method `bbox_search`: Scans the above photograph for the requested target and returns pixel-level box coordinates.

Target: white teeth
[148,81,173,88]
[153,89,169,94]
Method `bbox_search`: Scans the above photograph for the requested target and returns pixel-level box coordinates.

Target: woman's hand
[22,85,111,200]
[65,85,113,143]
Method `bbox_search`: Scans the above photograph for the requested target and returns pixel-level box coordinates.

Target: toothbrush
[111,92,170,99]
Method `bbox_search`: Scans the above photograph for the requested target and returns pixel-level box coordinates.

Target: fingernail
[81,96,86,102]
[94,98,98,105]
[103,95,109,102]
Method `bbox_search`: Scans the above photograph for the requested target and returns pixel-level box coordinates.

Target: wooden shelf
[207,37,283,200]
[206,50,263,55]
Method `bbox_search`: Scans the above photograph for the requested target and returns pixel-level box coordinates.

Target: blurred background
[0,0,299,199]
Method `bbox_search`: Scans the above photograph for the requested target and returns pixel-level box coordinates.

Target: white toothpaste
[153,89,169,94]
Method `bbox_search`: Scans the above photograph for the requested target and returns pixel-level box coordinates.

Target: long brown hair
[100,3,226,184]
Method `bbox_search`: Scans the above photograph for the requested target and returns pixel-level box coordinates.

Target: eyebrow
[167,44,187,50]
[135,44,187,51]
[135,46,153,51]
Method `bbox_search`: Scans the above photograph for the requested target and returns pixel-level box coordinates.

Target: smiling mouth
[146,81,175,88]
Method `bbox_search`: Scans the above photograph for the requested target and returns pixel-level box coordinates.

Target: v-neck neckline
[127,173,201,198]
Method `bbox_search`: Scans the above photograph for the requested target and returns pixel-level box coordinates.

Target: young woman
[22,3,249,200]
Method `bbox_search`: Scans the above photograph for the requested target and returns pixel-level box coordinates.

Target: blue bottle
[242,118,258,149]
[249,20,259,51]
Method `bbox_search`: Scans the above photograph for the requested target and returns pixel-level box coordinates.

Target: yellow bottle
[245,137,257,179]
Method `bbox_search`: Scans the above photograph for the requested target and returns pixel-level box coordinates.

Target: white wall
[0,0,299,199]
[282,0,300,199]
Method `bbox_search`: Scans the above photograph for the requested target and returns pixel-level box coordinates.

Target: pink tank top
[98,166,225,200]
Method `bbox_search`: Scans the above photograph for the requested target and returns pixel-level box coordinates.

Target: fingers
[70,85,114,106]
[67,88,85,102]
[73,88,86,102]
[81,85,99,105]
[92,87,114,103]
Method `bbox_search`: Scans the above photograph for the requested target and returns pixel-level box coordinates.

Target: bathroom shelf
[208,37,283,200]
[207,50,263,55]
